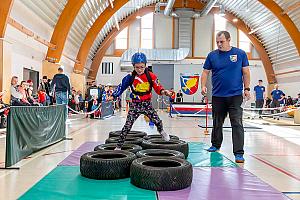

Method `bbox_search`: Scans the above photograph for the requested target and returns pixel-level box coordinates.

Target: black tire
[94,144,142,154]
[130,157,193,191]
[136,149,185,159]
[80,150,136,180]
[105,136,143,145]
[141,139,189,158]
[109,131,147,138]
[143,134,179,140]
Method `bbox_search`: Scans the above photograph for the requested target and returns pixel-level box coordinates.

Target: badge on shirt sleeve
[230,55,237,62]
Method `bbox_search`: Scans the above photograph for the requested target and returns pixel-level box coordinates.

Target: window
[141,13,153,49]
[238,30,251,53]
[214,14,227,49]
[101,62,114,74]
[115,27,128,49]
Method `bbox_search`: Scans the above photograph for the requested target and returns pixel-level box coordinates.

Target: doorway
[23,68,39,93]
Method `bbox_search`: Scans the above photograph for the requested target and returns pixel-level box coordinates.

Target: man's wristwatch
[244,87,250,91]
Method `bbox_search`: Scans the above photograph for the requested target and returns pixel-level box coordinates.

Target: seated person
[10,76,28,106]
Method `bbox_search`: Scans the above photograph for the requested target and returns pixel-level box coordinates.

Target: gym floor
[0,110,300,200]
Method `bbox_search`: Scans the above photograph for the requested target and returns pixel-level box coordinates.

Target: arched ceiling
[87,0,160,62]
[20,0,67,27]
[13,0,300,80]
[217,0,300,71]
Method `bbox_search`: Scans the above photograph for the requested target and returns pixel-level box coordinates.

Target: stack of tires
[80,130,193,191]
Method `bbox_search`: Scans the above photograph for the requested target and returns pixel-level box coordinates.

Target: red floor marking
[42,150,74,156]
[251,155,300,182]
[253,154,300,156]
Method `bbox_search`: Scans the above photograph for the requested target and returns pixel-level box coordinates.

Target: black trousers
[211,95,244,155]
[117,101,163,148]
[271,99,280,114]
[255,99,264,115]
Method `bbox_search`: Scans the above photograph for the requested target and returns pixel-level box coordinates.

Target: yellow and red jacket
[112,70,164,101]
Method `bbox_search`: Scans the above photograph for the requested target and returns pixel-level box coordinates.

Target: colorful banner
[180,74,200,95]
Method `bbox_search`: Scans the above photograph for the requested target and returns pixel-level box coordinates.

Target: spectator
[39,76,52,104]
[74,91,81,111]
[270,84,284,119]
[18,81,31,105]
[169,88,175,104]
[125,87,131,111]
[286,96,293,106]
[38,89,47,106]
[50,67,71,105]
[265,97,272,108]
[10,76,27,106]
[87,81,98,115]
[26,80,36,105]
[91,95,99,118]
[295,93,300,106]
[280,94,287,106]
[253,80,265,118]
[176,90,183,103]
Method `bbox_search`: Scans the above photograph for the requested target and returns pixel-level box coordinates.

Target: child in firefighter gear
[109,52,173,150]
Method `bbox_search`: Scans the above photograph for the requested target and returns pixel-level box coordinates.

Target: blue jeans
[55,91,68,105]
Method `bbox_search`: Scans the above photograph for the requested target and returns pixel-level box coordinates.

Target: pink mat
[158,167,289,200]
[58,142,101,166]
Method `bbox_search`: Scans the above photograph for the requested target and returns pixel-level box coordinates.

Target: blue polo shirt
[254,85,265,100]
[271,89,284,100]
[203,47,249,97]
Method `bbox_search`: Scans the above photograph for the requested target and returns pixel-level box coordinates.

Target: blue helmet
[131,52,147,65]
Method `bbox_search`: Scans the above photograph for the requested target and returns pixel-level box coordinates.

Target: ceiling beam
[46,0,85,63]
[74,0,129,73]
[7,17,56,49]
[257,0,300,55]
[88,6,155,79]
[0,0,14,38]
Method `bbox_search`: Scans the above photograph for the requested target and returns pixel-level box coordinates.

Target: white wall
[277,81,300,98]
[6,26,45,80]
[154,14,172,49]
[129,19,141,49]
[4,1,51,83]
[194,14,213,57]
[227,21,238,47]
[96,56,128,86]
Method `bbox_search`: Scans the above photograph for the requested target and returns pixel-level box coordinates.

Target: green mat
[187,142,237,167]
[19,166,157,200]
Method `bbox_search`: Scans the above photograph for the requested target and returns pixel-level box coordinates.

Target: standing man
[270,84,284,120]
[201,31,250,163]
[253,80,266,118]
[50,67,71,105]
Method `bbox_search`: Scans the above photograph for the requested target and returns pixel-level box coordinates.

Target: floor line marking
[251,155,300,182]
[42,150,74,156]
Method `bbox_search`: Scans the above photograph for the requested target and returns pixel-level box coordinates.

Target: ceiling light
[233,18,238,22]
[136,16,142,19]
